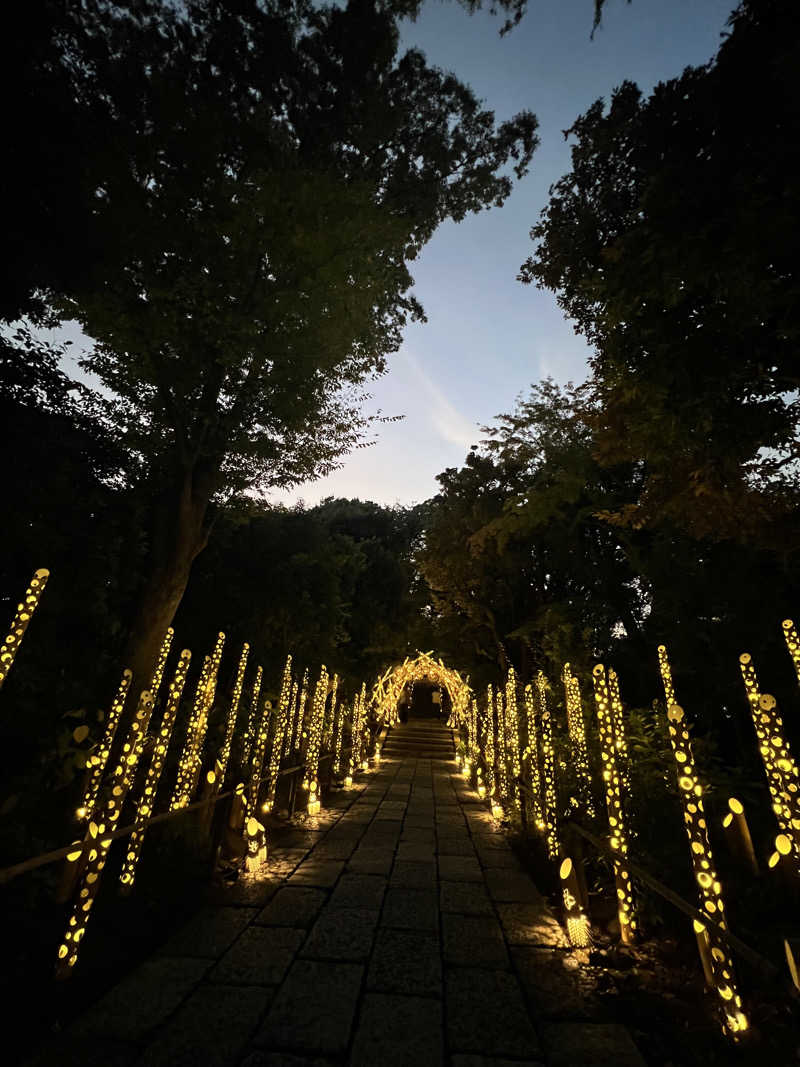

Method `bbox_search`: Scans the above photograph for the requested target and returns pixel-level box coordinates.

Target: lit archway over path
[371,650,472,730]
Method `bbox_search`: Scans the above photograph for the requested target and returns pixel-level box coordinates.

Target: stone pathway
[38,720,646,1067]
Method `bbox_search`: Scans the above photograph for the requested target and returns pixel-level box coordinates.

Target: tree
[42,0,537,686]
[520,0,800,548]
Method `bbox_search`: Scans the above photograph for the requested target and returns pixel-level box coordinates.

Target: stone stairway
[381,719,455,761]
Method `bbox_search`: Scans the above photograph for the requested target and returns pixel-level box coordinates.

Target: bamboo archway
[372,651,471,728]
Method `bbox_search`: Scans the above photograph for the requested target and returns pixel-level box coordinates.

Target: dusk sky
[278,0,737,506]
[53,0,738,507]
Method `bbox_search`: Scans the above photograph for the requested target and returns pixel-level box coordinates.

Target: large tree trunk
[124,465,213,692]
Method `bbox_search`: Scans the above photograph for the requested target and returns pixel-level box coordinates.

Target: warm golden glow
[484,684,497,803]
[505,668,521,807]
[537,672,560,861]
[592,664,635,943]
[119,650,191,892]
[371,652,472,732]
[79,668,132,822]
[0,568,49,690]
[522,683,544,829]
[170,633,225,811]
[262,655,294,814]
[782,619,800,688]
[658,644,747,1038]
[305,664,328,814]
[739,651,800,875]
[217,643,250,785]
[563,663,595,818]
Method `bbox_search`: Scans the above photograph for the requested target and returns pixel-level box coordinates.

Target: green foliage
[521,0,800,548]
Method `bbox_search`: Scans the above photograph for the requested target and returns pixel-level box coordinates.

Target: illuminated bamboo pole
[495,685,509,803]
[347,684,367,785]
[263,666,293,815]
[657,645,748,1037]
[0,567,49,691]
[119,650,191,892]
[592,664,636,944]
[77,669,132,821]
[324,673,339,751]
[505,668,521,807]
[283,678,298,757]
[170,652,213,810]
[187,650,224,800]
[357,682,369,770]
[217,643,249,785]
[56,688,155,977]
[782,619,800,687]
[537,671,560,861]
[289,670,309,756]
[149,627,174,705]
[739,652,800,874]
[523,683,545,831]
[560,857,591,948]
[563,664,595,819]
[333,696,346,776]
[485,685,499,816]
[241,663,263,767]
[607,666,630,795]
[722,797,759,877]
[249,654,291,812]
[306,665,328,815]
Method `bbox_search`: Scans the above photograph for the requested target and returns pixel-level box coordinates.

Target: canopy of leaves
[520,0,800,546]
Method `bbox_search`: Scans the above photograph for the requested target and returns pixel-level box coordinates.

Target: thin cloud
[400,348,479,451]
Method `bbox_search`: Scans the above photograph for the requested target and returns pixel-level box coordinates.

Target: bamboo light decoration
[739,652,800,874]
[485,685,501,817]
[333,697,346,777]
[0,567,49,690]
[56,688,155,977]
[563,664,595,819]
[607,667,630,793]
[77,669,132,820]
[324,673,339,751]
[290,669,309,756]
[217,643,249,784]
[306,665,328,815]
[523,683,545,831]
[170,648,216,811]
[505,668,521,806]
[241,663,263,767]
[347,683,367,784]
[357,682,369,770]
[537,672,560,861]
[149,627,174,705]
[283,678,298,757]
[249,654,291,808]
[592,664,636,944]
[657,645,748,1037]
[560,857,591,948]
[187,646,225,800]
[783,619,800,687]
[262,661,293,814]
[495,685,509,803]
[722,797,759,877]
[119,650,191,892]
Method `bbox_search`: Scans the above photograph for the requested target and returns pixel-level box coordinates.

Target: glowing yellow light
[562,664,595,818]
[0,568,49,691]
[658,644,747,1038]
[537,672,560,862]
[78,669,132,822]
[262,655,294,815]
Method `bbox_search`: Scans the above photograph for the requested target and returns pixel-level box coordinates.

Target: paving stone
[440,881,494,916]
[350,994,444,1067]
[445,969,541,1059]
[138,983,269,1067]
[496,903,567,948]
[475,848,522,870]
[310,838,358,861]
[256,887,328,928]
[255,960,363,1055]
[70,956,210,1041]
[209,927,305,985]
[160,907,258,958]
[472,831,510,849]
[512,948,599,1020]
[438,855,484,883]
[381,887,439,932]
[437,835,477,857]
[390,860,437,889]
[436,811,466,826]
[266,849,313,878]
[443,915,510,969]
[450,1057,544,1067]
[539,1023,646,1066]
[241,1053,334,1067]
[483,870,541,904]
[25,1035,138,1067]
[214,874,283,908]
[347,847,395,875]
[404,812,435,827]
[329,873,387,909]
[397,840,436,863]
[366,928,442,997]
[288,861,345,888]
[400,825,436,844]
[301,907,379,961]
